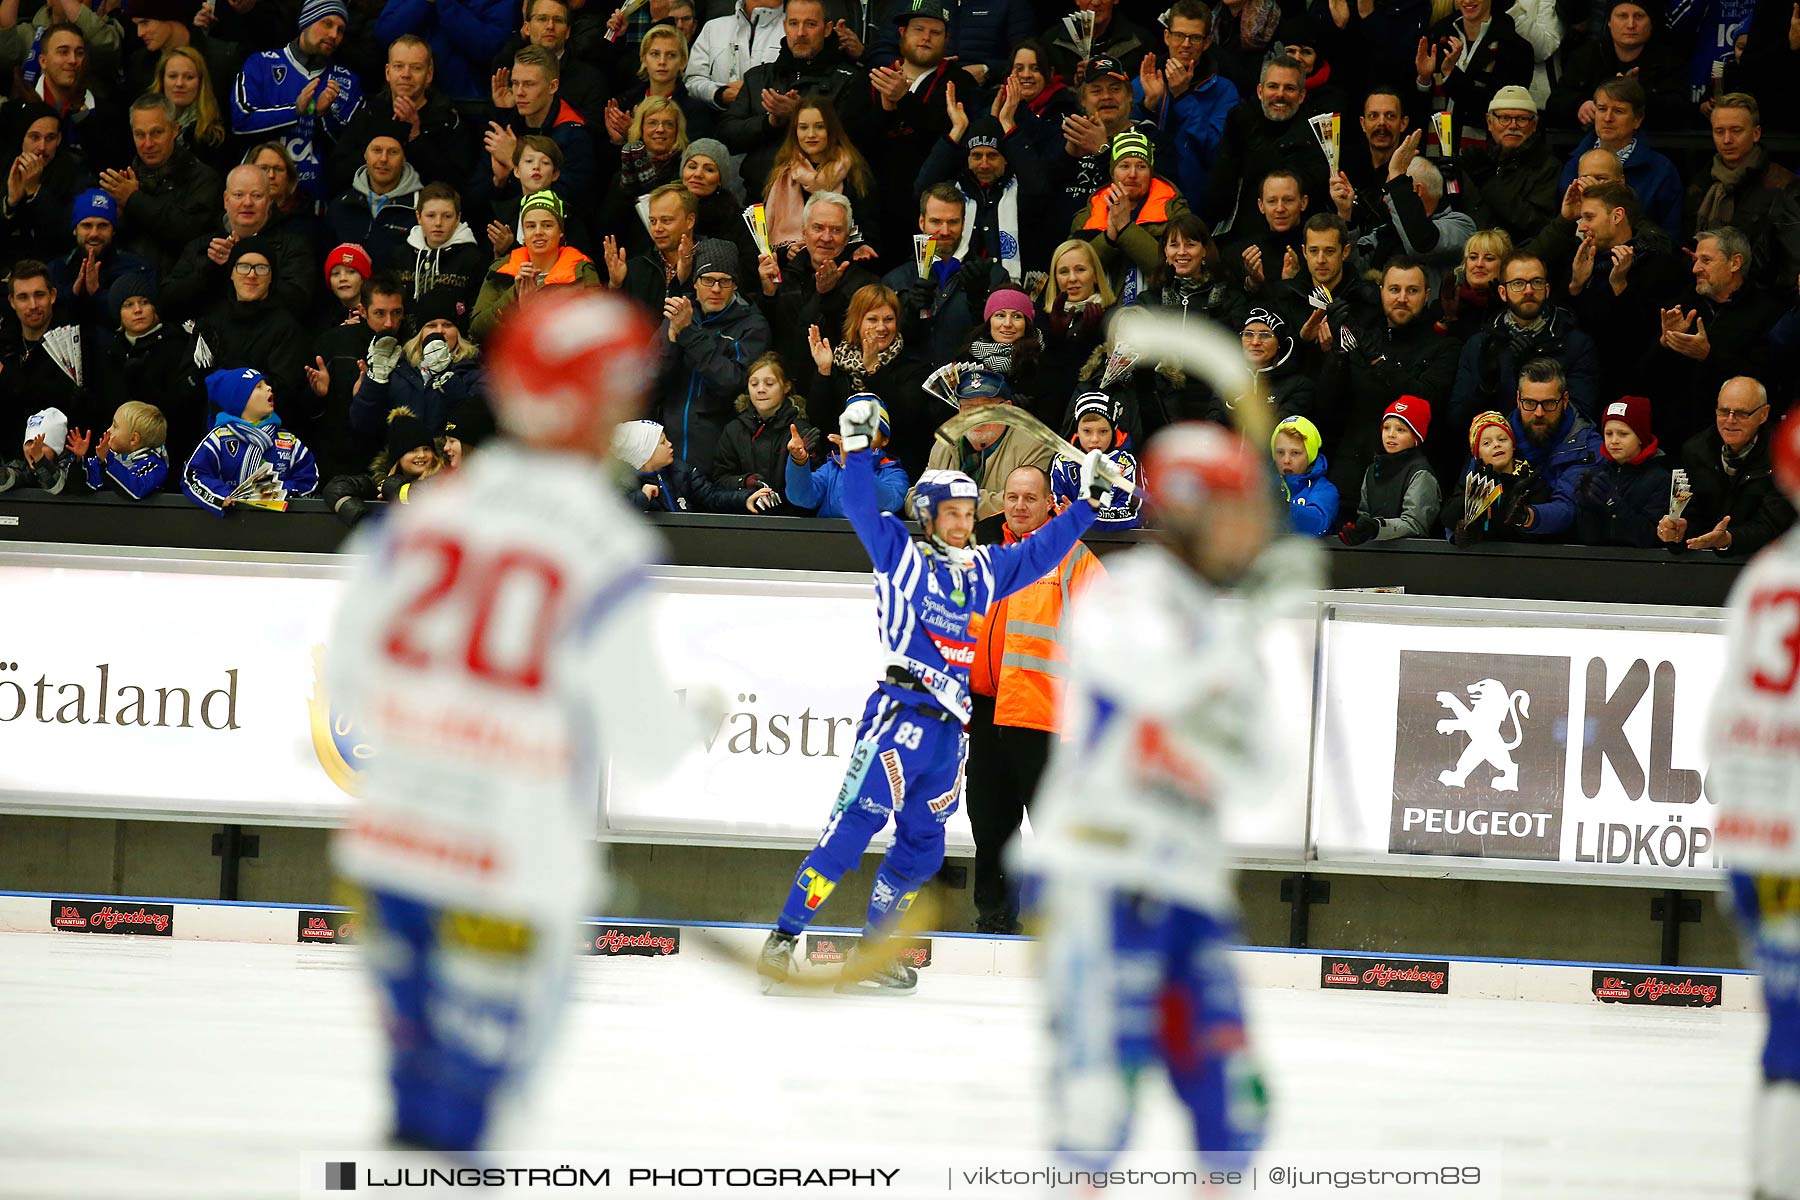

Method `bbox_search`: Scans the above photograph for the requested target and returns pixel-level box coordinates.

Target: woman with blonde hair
[1441,227,1514,341]
[1038,238,1116,406]
[803,282,932,476]
[762,98,877,254]
[154,46,232,174]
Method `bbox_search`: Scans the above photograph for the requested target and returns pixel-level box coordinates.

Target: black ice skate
[834,942,918,995]
[757,930,797,992]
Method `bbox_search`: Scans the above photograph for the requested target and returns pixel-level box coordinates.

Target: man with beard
[1460,85,1559,244]
[230,0,364,202]
[1041,0,1152,84]
[100,94,220,274]
[1683,94,1800,293]
[1313,256,1460,506]
[1049,55,1160,230]
[1335,87,1412,233]
[1643,227,1781,452]
[1565,181,1688,404]
[1503,357,1602,540]
[1204,53,1325,246]
[719,0,871,195]
[866,0,979,261]
[916,98,1051,287]
[161,164,314,319]
[0,261,90,435]
[1133,0,1238,211]
[332,36,470,196]
[48,189,157,347]
[1451,250,1599,426]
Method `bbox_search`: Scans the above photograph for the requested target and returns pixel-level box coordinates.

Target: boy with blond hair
[71,402,170,499]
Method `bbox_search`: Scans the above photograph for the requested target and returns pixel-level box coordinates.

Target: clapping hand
[603,235,628,289]
[304,355,332,397]
[808,323,833,374]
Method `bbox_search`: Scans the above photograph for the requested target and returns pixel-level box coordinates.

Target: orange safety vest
[1080,176,1179,233]
[970,523,1105,732]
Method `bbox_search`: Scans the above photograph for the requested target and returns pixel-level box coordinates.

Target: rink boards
[0,890,1759,1014]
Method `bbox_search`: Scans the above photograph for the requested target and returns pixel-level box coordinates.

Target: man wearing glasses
[652,237,770,475]
[1460,85,1558,244]
[1657,377,1795,557]
[1450,250,1598,425]
[161,165,315,321]
[1132,0,1236,212]
[1502,356,1602,539]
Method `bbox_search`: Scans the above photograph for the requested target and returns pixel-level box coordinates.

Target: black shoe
[758,930,797,991]
[834,942,918,995]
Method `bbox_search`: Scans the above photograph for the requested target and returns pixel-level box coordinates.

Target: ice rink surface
[0,932,1762,1199]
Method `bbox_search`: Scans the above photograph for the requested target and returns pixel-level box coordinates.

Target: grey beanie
[681,138,743,204]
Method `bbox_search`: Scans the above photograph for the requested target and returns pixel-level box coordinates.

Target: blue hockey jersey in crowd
[231,46,362,199]
[182,414,319,516]
[85,446,169,499]
[1050,448,1140,529]
[842,447,1095,723]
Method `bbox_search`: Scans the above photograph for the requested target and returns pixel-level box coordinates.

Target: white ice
[0,932,1760,1199]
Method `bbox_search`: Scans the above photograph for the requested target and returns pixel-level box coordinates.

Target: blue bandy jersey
[182,419,319,516]
[840,447,1096,723]
[231,47,362,198]
[85,445,168,499]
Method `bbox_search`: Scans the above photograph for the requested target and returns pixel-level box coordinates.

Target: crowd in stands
[1,0,1796,555]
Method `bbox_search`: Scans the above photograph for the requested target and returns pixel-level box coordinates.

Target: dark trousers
[965,691,1052,924]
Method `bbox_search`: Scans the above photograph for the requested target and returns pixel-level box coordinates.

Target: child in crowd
[713,353,821,498]
[1340,397,1441,545]
[183,368,319,515]
[322,407,449,526]
[69,401,170,499]
[323,242,371,321]
[1575,395,1671,549]
[1442,411,1549,546]
[613,418,780,514]
[1050,391,1140,528]
[784,397,909,517]
[402,183,486,310]
[1271,413,1338,537]
[0,408,77,495]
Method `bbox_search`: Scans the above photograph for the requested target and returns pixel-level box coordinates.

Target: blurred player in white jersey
[1705,409,1800,1200]
[1022,421,1318,1172]
[328,290,699,1153]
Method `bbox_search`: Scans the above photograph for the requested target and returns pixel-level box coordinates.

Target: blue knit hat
[71,188,117,230]
[206,368,265,418]
[297,0,347,31]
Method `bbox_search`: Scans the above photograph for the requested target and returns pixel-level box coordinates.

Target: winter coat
[1357,444,1441,540]
[326,166,423,271]
[1459,133,1560,245]
[917,424,1055,521]
[914,125,1054,284]
[196,298,307,422]
[1280,450,1339,537]
[1317,319,1461,511]
[1041,11,1153,84]
[1353,180,1477,296]
[48,245,158,348]
[1074,177,1191,303]
[1641,281,1784,452]
[685,2,787,110]
[1507,405,1604,540]
[100,322,206,465]
[1574,446,1670,549]
[1681,154,1800,291]
[1669,428,1796,559]
[1556,131,1684,243]
[631,455,755,513]
[470,246,605,340]
[881,259,1008,369]
[800,344,933,482]
[374,0,516,104]
[1441,457,1552,545]
[1423,10,1533,141]
[161,217,315,321]
[331,87,472,193]
[652,295,772,474]
[755,249,878,399]
[718,42,872,192]
[713,400,819,495]
[396,224,488,312]
[349,356,486,443]
[1131,70,1239,211]
[866,0,1033,78]
[1450,307,1601,427]
[785,449,909,517]
[1203,104,1328,245]
[1563,220,1686,402]
[0,146,92,265]
[1550,34,1690,132]
[116,147,220,275]
[491,100,598,200]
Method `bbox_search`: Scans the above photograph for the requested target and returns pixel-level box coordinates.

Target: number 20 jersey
[329,443,694,916]
[1707,532,1800,874]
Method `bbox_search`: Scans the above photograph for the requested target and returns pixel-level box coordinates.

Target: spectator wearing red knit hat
[1574,394,1671,548]
[320,241,371,321]
[1340,396,1440,544]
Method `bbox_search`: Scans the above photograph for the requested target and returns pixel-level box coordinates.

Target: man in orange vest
[966,463,1107,933]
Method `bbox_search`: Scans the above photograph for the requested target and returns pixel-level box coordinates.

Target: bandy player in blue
[758,395,1109,994]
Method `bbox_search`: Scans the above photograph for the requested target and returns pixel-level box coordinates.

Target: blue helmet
[911,468,979,525]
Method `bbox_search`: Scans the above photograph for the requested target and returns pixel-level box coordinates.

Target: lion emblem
[1434,678,1530,792]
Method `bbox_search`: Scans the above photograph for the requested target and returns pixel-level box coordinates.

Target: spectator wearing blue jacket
[373,0,515,106]
[1505,357,1603,540]
[1130,0,1238,214]
[1271,414,1337,537]
[183,368,319,515]
[784,399,909,517]
[1554,77,1682,241]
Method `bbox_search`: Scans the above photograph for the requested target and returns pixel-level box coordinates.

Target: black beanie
[385,406,434,463]
[414,288,468,333]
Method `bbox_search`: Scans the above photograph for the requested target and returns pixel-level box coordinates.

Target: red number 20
[1749,588,1800,695]
[381,532,565,691]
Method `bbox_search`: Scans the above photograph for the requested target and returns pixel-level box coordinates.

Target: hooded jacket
[470,245,604,339]
[398,222,487,311]
[713,399,820,495]
[652,294,773,475]
[326,164,423,271]
[785,447,909,517]
[1507,405,1604,540]
[1279,444,1339,537]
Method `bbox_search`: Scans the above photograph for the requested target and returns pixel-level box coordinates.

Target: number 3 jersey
[1706,533,1800,874]
[328,442,695,916]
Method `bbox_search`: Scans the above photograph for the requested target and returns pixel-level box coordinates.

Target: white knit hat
[24,407,68,453]
[611,419,664,471]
